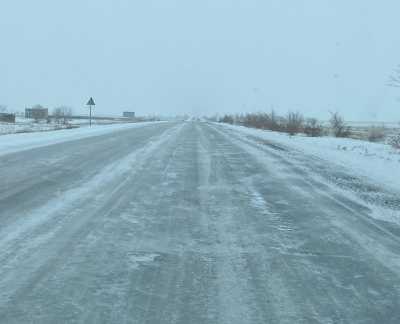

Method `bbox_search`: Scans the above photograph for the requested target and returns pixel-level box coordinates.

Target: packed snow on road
[0,121,399,323]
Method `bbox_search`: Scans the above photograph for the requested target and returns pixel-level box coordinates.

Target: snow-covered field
[0,119,71,135]
[0,117,134,135]
[220,123,400,193]
[0,121,165,157]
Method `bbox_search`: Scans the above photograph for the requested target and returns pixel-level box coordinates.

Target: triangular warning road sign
[87,97,95,106]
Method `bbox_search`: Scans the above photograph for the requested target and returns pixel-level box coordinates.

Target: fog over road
[0,122,399,323]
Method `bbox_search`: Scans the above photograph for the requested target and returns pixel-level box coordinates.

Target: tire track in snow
[206,123,400,323]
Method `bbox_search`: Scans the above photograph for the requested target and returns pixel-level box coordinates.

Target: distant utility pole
[86,97,95,126]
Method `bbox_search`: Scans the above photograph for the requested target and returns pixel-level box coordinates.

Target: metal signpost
[86,97,95,126]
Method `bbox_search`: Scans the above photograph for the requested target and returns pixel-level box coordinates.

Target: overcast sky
[1,0,400,120]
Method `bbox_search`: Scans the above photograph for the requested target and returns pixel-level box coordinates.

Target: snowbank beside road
[0,122,165,157]
[220,123,400,192]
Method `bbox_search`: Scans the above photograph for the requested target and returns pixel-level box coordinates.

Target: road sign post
[86,97,95,126]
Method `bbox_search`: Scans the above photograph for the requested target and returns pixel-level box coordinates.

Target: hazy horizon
[1,0,400,121]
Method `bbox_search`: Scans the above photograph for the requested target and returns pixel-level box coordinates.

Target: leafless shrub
[234,111,285,131]
[304,118,323,137]
[367,126,386,142]
[286,111,304,135]
[329,112,351,137]
[268,110,281,131]
[242,112,270,129]
[389,134,400,149]
[220,114,234,124]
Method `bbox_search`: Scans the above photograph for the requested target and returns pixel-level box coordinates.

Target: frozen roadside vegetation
[0,121,165,157]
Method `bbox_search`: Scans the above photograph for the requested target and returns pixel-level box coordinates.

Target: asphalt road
[0,121,399,323]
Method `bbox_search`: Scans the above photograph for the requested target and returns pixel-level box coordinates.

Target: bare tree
[53,106,73,124]
[304,118,323,137]
[286,111,304,135]
[52,107,63,124]
[329,112,350,137]
[0,105,7,113]
[269,109,281,131]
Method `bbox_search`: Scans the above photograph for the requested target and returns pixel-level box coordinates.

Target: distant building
[123,111,136,118]
[0,113,15,123]
[25,107,48,120]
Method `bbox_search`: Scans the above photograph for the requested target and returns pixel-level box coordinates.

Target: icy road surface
[0,122,399,323]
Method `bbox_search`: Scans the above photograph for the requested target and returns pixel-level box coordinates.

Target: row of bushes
[217,111,400,148]
[218,111,350,138]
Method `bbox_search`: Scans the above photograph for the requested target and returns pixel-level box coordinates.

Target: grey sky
[1,0,400,120]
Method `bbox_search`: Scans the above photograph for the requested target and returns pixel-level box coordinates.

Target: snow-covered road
[0,121,399,323]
